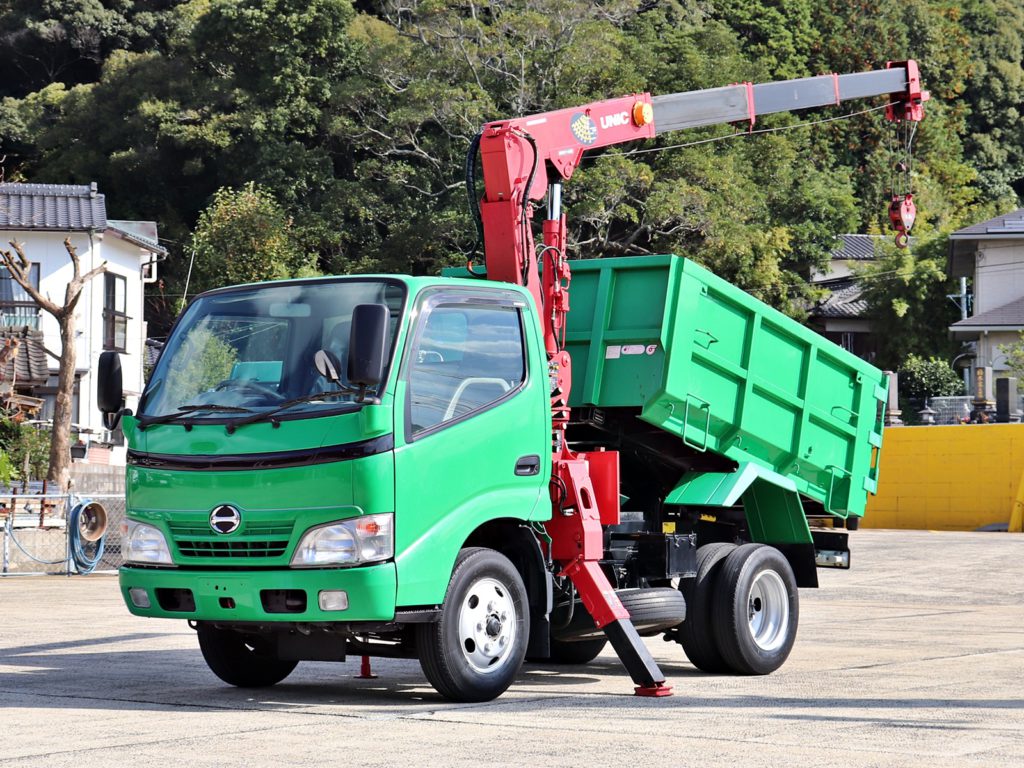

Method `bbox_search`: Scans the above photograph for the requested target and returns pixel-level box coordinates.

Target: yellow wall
[865,424,1024,530]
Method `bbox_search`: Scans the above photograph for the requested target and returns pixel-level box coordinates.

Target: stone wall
[70,464,125,494]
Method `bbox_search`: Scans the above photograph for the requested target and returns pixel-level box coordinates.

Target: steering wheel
[214,378,286,402]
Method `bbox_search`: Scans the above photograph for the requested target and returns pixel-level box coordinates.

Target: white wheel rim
[747,568,789,652]
[457,577,517,674]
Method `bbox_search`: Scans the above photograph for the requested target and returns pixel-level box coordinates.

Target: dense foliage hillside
[1,1,1022,365]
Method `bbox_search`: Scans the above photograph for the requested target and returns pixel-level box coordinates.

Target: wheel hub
[746,568,789,652]
[485,615,502,637]
[457,577,517,674]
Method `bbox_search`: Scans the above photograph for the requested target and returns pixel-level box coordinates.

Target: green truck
[98,63,923,702]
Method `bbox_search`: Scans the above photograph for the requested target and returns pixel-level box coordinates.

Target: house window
[103,273,129,351]
[0,263,41,329]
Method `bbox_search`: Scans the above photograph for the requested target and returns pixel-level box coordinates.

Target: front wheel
[197,625,297,687]
[711,543,799,675]
[416,547,529,702]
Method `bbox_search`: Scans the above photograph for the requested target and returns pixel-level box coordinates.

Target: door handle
[515,455,541,476]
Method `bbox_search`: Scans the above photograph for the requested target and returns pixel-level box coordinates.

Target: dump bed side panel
[565,255,885,517]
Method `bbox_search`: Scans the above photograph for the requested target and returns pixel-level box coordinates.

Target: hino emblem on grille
[209,505,241,534]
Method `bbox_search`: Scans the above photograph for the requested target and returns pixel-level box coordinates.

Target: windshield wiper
[138,404,255,429]
[224,391,355,433]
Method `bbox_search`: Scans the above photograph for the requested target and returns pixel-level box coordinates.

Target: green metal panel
[120,562,397,622]
[742,479,811,545]
[392,285,551,606]
[664,463,810,545]
[565,255,885,518]
[665,462,797,507]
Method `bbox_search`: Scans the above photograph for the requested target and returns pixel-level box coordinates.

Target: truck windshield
[139,279,405,422]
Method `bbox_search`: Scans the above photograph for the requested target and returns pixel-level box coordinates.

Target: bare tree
[0,238,106,490]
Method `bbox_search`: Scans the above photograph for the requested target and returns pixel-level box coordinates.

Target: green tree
[998,333,1024,379]
[188,184,318,298]
[0,415,51,481]
[0,0,181,98]
[898,353,965,399]
[960,0,1024,200]
[856,234,959,369]
[1,0,1018,337]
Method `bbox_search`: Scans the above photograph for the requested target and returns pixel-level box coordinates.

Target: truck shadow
[2,640,1021,717]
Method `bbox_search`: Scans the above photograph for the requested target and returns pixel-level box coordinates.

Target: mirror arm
[103,406,131,431]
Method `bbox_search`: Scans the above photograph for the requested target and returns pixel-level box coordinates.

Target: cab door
[392,287,550,607]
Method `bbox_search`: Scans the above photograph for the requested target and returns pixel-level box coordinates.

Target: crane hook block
[889,193,916,249]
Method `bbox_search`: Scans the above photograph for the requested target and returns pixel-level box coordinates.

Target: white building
[0,182,165,464]
[949,208,1024,401]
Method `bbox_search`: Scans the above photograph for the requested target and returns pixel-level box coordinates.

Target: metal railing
[0,491,125,575]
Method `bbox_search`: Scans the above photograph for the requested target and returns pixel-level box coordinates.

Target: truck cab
[113,275,555,700]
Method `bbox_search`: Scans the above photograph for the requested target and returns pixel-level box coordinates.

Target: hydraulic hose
[4,515,66,565]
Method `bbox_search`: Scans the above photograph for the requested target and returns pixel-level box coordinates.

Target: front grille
[168,521,294,537]
[168,519,294,559]
[175,539,289,558]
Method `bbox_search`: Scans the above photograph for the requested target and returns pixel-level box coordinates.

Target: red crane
[467,61,928,695]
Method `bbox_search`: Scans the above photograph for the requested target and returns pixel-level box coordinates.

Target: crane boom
[468,59,928,697]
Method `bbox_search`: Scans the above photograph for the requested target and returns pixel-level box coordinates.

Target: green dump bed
[565,255,886,518]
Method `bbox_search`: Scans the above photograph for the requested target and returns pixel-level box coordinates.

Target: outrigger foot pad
[635,683,674,697]
[603,618,672,697]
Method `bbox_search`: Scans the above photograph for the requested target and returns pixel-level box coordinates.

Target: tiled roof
[950,296,1024,330]
[949,209,1024,240]
[812,279,868,319]
[107,221,167,256]
[0,327,50,387]
[0,182,107,231]
[830,234,883,261]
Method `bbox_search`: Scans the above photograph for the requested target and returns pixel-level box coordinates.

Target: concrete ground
[1,529,1022,767]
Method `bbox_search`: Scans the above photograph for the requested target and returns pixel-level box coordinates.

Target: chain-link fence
[926,396,974,425]
[0,491,125,575]
[912,395,1024,425]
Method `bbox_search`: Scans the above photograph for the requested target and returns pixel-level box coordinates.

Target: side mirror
[97,351,124,430]
[348,303,389,391]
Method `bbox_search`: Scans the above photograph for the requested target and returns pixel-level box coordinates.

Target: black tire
[846,516,860,531]
[711,543,799,675]
[554,587,687,641]
[416,547,529,702]
[676,542,736,673]
[196,625,297,688]
[547,637,608,665]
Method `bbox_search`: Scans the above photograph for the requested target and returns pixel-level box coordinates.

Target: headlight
[291,513,394,568]
[124,520,174,566]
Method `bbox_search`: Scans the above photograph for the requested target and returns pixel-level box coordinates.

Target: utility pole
[948,276,972,392]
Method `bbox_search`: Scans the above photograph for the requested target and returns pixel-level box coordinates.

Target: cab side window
[407,304,525,435]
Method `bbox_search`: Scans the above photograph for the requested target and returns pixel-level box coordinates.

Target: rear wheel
[676,542,736,673]
[197,625,297,688]
[416,547,529,702]
[711,543,799,675]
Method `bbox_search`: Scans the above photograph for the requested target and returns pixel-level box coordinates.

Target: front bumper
[119,562,397,622]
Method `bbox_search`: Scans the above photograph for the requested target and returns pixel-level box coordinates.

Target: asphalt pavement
[1,529,1022,767]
